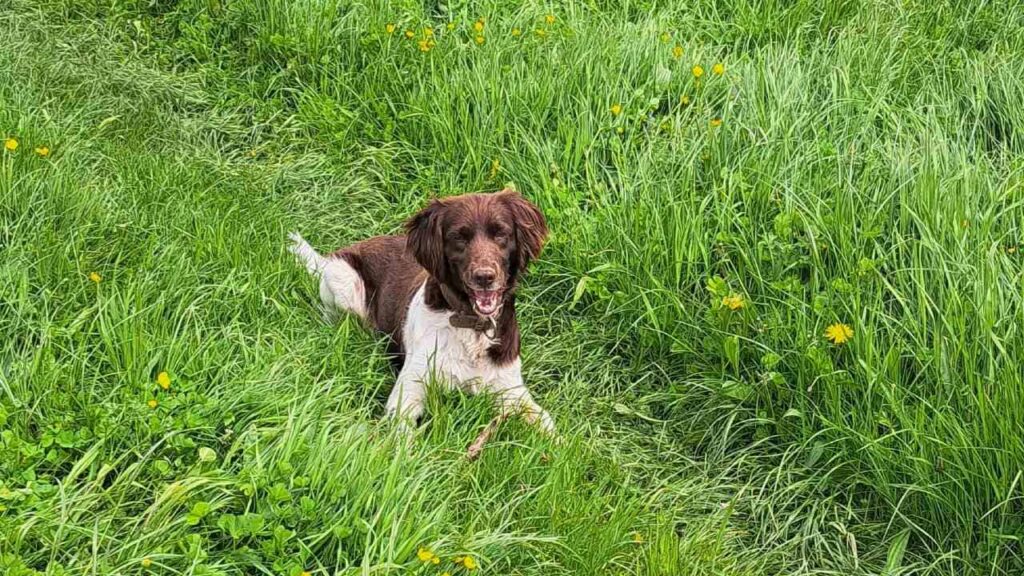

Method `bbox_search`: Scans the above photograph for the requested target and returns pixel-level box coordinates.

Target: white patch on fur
[386,282,554,433]
[289,232,367,320]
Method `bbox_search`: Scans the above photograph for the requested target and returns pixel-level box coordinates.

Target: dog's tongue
[473,290,499,316]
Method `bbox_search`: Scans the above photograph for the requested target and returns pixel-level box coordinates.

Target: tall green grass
[2,0,1023,574]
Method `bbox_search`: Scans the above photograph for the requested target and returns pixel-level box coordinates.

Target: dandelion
[4,137,17,152]
[610,103,622,116]
[424,27,434,37]
[710,118,723,128]
[660,32,670,43]
[824,323,854,345]
[672,44,683,59]
[535,28,547,37]
[385,23,395,34]
[712,63,725,75]
[88,271,102,283]
[147,399,158,409]
[417,548,438,564]
[447,22,456,31]
[475,35,485,45]
[722,294,744,310]
[692,65,704,78]
[301,572,311,576]
[511,27,521,37]
[418,39,432,52]
[404,30,415,39]
[616,126,624,134]
[546,14,556,25]
[680,94,690,105]
[34,146,50,157]
[157,371,171,390]
[462,556,478,570]
[141,557,152,568]
[473,20,484,32]
[632,532,644,544]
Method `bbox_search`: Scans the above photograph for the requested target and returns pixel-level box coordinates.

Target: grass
[2,0,1023,574]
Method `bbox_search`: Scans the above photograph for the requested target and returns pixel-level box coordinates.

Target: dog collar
[449,313,496,335]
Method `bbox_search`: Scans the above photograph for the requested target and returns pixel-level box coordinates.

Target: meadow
[2,0,1023,574]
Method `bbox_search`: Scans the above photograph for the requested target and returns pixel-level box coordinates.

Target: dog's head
[406,189,548,318]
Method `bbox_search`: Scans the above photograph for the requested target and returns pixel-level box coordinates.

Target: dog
[289,189,554,434]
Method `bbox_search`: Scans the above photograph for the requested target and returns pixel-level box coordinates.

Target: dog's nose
[472,268,497,287]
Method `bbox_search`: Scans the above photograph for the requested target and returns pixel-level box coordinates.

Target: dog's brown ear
[406,199,449,281]
[499,189,548,270]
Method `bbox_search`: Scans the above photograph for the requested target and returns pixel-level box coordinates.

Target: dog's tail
[288,232,328,275]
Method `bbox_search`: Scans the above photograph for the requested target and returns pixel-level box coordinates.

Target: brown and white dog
[289,189,554,433]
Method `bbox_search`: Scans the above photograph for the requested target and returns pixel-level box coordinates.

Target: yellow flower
[632,532,644,543]
[660,32,670,43]
[680,94,690,105]
[712,62,725,75]
[4,138,17,152]
[157,371,171,390]
[462,556,478,570]
[616,126,624,134]
[424,27,434,37]
[672,44,683,59]
[474,35,485,45]
[692,65,704,78]
[147,399,158,409]
[385,23,395,34]
[34,146,50,157]
[722,294,744,310]
[545,14,556,25]
[511,27,521,37]
[1008,246,1018,254]
[710,117,723,128]
[417,548,437,563]
[301,572,311,576]
[442,573,451,576]
[447,22,456,31]
[610,103,622,116]
[535,28,547,37]
[431,557,440,565]
[418,39,432,52]
[141,557,152,568]
[824,323,854,345]
[88,272,101,283]
[473,20,484,32]
[490,158,500,179]
[404,30,415,39]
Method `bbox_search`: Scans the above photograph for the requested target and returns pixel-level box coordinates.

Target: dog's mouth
[470,289,502,317]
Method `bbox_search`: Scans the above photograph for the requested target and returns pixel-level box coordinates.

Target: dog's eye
[492,228,509,241]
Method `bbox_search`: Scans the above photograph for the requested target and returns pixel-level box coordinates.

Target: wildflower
[447,22,456,31]
[417,548,438,564]
[34,146,50,157]
[424,27,434,37]
[4,138,17,152]
[712,62,725,75]
[418,39,432,52]
[385,23,395,34]
[88,272,101,283]
[141,557,152,568]
[512,27,521,37]
[157,371,171,390]
[148,399,158,409]
[672,44,683,59]
[490,158,500,179]
[473,20,484,32]
[546,14,556,25]
[475,35,485,45]
[824,323,854,345]
[610,103,622,116]
[722,294,744,310]
[632,532,644,543]
[462,556,478,570]
[404,30,415,39]
[535,28,547,37]
[301,572,311,576]
[680,94,690,105]
[442,573,451,576]
[616,126,624,134]
[710,118,723,128]
[660,32,670,43]
[692,65,704,78]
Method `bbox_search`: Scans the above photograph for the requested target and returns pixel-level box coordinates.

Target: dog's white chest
[402,283,503,390]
